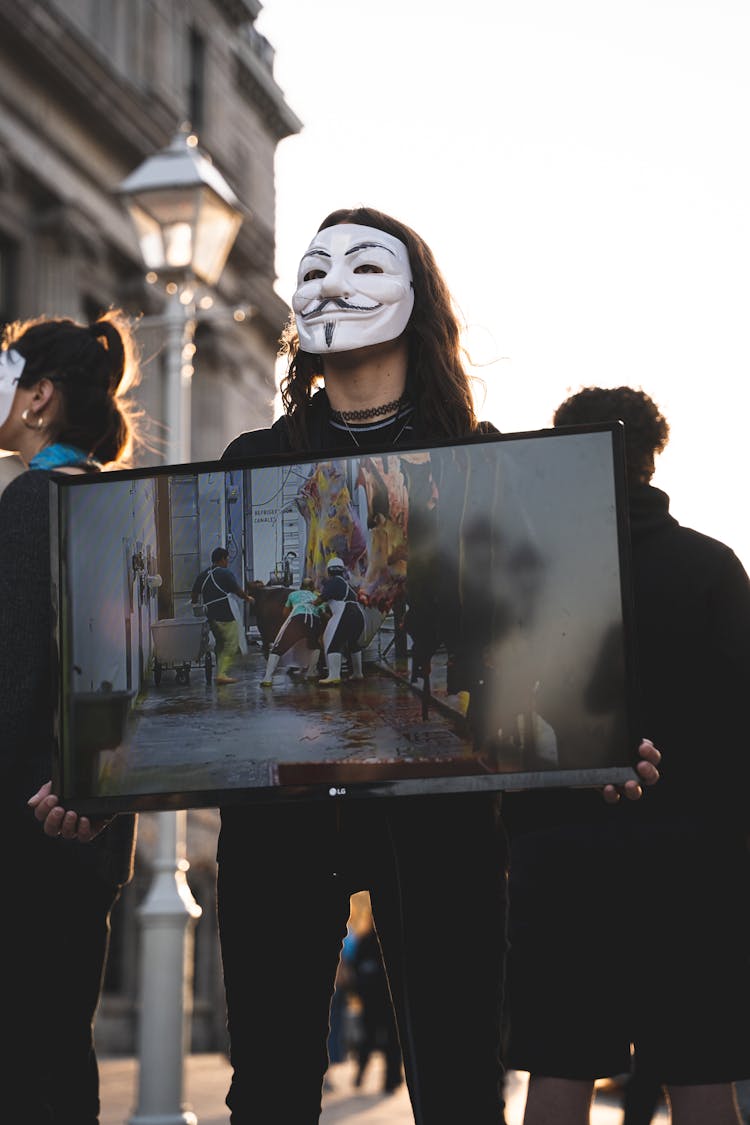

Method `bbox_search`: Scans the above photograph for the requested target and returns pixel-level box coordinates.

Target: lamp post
[116,127,244,1125]
[118,126,244,461]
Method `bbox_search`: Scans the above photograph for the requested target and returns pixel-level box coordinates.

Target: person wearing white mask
[34,209,661,1125]
[214,208,658,1125]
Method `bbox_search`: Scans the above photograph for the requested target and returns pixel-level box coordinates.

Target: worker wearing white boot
[317,559,379,685]
[319,632,372,685]
[261,577,323,686]
[319,650,343,686]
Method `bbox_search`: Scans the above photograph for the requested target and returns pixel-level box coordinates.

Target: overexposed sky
[256,0,750,569]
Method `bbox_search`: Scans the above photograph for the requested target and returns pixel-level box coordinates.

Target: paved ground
[100,1053,670,1124]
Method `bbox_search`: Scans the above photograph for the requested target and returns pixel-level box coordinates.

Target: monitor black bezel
[49,421,641,815]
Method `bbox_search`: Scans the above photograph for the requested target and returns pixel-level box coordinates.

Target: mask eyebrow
[345,241,395,257]
[300,248,331,263]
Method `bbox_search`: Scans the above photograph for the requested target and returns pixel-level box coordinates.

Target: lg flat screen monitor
[50,424,640,814]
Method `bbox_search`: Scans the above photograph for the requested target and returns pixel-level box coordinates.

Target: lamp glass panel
[125,188,203,271]
[163,222,194,269]
[192,188,243,284]
[128,204,166,271]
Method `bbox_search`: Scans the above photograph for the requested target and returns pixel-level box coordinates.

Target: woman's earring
[21,408,45,431]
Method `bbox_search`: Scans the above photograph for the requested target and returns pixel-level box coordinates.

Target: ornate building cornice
[212,0,262,24]
[234,39,303,142]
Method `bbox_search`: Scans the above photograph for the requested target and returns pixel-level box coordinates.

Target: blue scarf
[29,443,100,471]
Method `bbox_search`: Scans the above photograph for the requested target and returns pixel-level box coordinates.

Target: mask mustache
[304,296,380,317]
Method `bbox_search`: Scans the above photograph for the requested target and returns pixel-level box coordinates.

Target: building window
[188,27,206,133]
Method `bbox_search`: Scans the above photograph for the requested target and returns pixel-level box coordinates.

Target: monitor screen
[50,424,639,813]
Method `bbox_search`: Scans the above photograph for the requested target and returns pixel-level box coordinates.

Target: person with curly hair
[505,386,750,1125]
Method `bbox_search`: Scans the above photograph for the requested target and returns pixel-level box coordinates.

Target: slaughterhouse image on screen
[50,426,639,813]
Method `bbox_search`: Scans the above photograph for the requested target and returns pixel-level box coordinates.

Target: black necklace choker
[329,395,406,422]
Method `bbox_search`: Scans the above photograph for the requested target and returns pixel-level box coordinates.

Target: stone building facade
[0,0,301,1053]
[0,0,300,462]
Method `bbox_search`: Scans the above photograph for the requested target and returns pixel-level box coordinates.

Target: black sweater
[0,470,136,886]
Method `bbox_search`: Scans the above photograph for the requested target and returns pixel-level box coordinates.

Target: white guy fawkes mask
[0,348,25,430]
[292,224,415,353]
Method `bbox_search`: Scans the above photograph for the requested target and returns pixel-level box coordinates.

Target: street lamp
[117,128,244,1125]
[117,126,245,462]
[117,128,243,288]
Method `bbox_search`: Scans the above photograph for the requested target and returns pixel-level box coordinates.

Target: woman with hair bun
[0,310,141,1124]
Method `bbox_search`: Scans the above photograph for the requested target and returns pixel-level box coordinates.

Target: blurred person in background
[2,311,141,1124]
[350,905,404,1095]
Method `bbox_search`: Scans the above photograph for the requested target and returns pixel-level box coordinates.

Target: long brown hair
[279,206,478,449]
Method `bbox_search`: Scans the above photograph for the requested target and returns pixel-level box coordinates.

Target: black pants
[6,815,125,1125]
[217,793,509,1124]
[354,982,403,1092]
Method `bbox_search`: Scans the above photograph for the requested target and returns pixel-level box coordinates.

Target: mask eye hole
[353,263,383,275]
[303,268,326,282]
